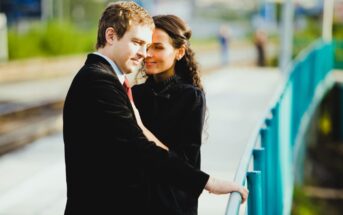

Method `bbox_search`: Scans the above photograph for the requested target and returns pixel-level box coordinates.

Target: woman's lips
[145,62,156,67]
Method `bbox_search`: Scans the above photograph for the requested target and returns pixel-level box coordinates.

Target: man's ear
[105,27,118,45]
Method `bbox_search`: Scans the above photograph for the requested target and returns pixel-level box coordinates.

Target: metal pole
[247,171,263,215]
[0,13,8,62]
[41,0,54,20]
[279,0,294,74]
[191,0,196,18]
[322,0,334,42]
[253,148,265,215]
[58,0,64,20]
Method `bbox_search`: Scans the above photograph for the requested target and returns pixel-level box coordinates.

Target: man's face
[111,25,152,74]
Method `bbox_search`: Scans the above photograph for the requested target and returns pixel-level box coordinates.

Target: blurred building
[0,0,41,25]
[198,0,257,10]
[134,0,193,22]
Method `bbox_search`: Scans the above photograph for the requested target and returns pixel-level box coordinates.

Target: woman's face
[144,28,179,75]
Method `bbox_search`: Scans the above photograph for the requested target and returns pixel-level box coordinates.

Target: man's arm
[88,70,248,201]
[89,71,209,197]
[131,101,169,151]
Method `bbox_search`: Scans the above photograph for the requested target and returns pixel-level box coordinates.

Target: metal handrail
[225,40,334,215]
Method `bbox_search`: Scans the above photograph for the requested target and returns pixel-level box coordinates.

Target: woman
[132,15,246,215]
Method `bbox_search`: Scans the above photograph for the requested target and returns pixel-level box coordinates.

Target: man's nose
[138,45,147,58]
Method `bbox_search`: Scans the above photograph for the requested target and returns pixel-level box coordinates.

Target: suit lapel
[84,54,136,120]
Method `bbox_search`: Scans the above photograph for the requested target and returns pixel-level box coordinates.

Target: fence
[225,40,335,215]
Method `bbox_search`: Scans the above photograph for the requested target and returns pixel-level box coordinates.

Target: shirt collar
[93,51,125,85]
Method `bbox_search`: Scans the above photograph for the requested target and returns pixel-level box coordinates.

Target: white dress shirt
[93,51,125,85]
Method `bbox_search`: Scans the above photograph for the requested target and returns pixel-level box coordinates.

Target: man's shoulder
[76,60,118,83]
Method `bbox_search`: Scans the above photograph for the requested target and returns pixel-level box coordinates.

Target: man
[63,2,247,214]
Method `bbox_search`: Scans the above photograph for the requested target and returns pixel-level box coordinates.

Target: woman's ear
[176,46,186,60]
[105,27,117,45]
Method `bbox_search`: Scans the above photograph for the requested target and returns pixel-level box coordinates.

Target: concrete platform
[0,66,282,215]
[199,66,281,214]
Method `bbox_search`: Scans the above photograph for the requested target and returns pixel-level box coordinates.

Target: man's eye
[133,40,142,45]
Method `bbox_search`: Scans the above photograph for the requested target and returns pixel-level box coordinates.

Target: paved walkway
[198,67,281,214]
[0,65,282,215]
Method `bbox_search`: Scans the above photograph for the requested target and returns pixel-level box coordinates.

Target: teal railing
[225,40,335,215]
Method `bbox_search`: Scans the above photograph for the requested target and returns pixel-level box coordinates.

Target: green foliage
[293,18,321,58]
[8,23,45,59]
[333,23,343,40]
[292,19,343,68]
[190,36,217,47]
[8,21,96,60]
[335,40,343,69]
[292,186,322,215]
[333,23,343,69]
[197,4,254,21]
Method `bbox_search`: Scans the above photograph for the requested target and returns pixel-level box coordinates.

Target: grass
[8,21,96,60]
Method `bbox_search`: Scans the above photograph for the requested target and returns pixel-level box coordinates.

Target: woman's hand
[204,177,249,204]
[131,102,144,127]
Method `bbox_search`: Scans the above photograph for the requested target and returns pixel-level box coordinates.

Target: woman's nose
[146,49,153,58]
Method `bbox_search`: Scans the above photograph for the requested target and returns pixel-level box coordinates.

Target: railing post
[253,148,265,214]
[261,106,282,215]
[247,171,262,215]
[260,120,273,215]
[272,104,283,215]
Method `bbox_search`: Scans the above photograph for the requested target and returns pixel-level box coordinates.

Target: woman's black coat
[132,75,206,215]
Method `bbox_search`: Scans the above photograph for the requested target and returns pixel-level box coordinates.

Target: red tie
[123,77,133,102]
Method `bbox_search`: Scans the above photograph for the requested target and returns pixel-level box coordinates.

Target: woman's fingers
[240,187,249,204]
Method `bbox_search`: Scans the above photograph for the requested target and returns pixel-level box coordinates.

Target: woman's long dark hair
[153,15,203,91]
[153,15,209,142]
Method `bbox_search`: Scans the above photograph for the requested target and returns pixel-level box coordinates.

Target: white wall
[0,13,8,62]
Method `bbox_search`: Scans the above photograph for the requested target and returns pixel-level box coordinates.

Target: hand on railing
[204,177,249,203]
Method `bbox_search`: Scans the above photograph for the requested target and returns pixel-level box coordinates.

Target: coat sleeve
[175,88,206,167]
[88,71,209,197]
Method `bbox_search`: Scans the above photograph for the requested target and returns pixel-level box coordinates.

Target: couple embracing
[63,1,248,215]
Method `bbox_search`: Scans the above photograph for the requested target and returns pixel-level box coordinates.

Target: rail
[225,40,335,215]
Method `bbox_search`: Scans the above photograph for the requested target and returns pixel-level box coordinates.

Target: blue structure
[0,0,41,25]
[225,40,336,215]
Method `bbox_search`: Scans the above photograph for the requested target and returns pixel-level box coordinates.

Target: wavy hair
[153,15,209,142]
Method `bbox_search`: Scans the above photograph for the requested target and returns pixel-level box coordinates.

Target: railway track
[0,100,64,155]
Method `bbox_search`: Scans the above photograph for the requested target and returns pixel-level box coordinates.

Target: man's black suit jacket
[63,54,209,214]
